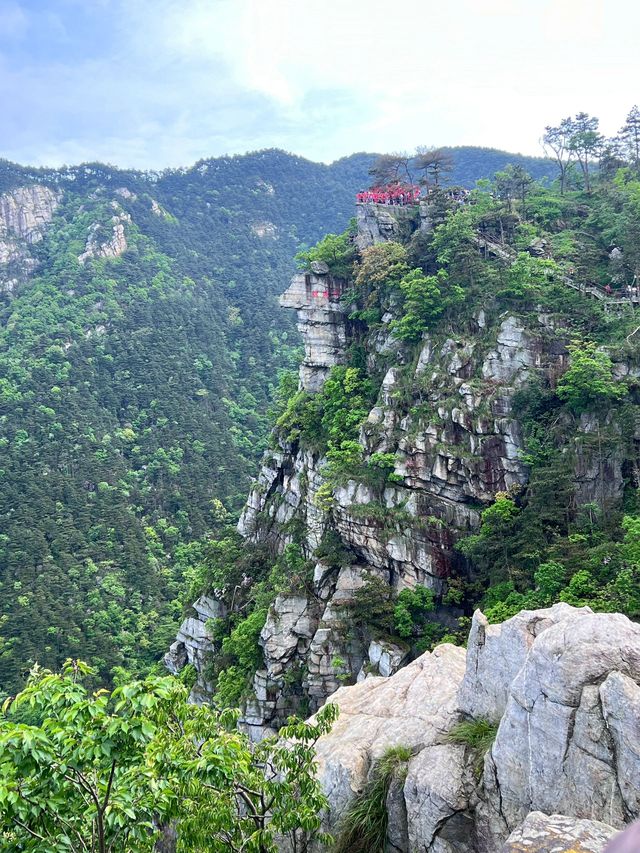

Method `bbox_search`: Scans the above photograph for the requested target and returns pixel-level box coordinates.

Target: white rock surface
[482,316,536,384]
[313,644,466,832]
[0,185,60,244]
[163,594,225,704]
[0,185,61,287]
[458,604,593,724]
[480,611,640,848]
[279,272,347,392]
[501,811,619,852]
[304,606,640,852]
[78,210,129,264]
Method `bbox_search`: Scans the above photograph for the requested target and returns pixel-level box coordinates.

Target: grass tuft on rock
[447,718,498,778]
[447,718,498,752]
[333,745,412,853]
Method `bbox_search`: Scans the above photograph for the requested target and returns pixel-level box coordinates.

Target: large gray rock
[163,594,225,704]
[480,611,640,849]
[312,644,467,839]
[404,742,473,853]
[0,185,60,244]
[502,812,619,852]
[279,272,347,392]
[260,594,317,680]
[355,203,402,249]
[302,606,640,852]
[481,315,537,384]
[459,604,593,724]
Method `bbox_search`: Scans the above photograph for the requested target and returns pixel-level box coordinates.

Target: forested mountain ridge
[0,145,556,696]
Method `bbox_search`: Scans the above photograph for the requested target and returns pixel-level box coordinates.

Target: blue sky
[2,0,639,169]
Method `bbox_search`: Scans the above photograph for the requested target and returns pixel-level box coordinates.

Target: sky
[1,0,639,170]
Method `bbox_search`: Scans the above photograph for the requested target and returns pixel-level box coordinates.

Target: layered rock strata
[279,270,347,393]
[182,202,636,730]
[164,595,226,704]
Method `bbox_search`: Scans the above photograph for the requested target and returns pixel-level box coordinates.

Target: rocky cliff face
[78,202,130,264]
[309,604,637,852]
[175,201,635,734]
[0,184,61,293]
[164,595,226,704]
[278,269,347,393]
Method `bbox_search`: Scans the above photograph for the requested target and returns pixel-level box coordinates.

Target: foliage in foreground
[333,745,412,853]
[0,660,337,853]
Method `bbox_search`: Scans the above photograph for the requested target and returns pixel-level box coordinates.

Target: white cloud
[2,0,640,167]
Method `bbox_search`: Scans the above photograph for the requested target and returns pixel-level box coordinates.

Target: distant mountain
[0,145,556,692]
[442,146,554,186]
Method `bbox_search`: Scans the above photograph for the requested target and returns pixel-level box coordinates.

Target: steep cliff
[0,184,61,292]
[231,205,628,725]
[171,193,640,732]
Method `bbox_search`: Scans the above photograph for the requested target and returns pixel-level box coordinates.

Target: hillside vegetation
[182,111,640,715]
[0,145,554,696]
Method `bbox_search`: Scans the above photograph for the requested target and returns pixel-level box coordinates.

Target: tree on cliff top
[542,118,576,194]
[368,153,414,186]
[414,147,454,188]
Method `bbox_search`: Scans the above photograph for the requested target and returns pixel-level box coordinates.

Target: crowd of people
[356,185,421,205]
[356,184,474,206]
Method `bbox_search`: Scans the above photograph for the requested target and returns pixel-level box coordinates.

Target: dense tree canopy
[0,659,337,852]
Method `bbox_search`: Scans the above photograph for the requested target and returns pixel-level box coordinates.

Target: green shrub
[296,224,357,279]
[350,574,395,634]
[557,341,624,413]
[393,586,435,638]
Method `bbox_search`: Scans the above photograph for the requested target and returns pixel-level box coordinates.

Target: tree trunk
[154,822,178,853]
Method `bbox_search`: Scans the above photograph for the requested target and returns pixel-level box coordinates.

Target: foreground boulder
[501,812,619,852]
[313,643,467,832]
[307,605,640,852]
[480,610,640,848]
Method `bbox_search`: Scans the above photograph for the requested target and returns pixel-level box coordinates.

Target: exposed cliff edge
[169,197,640,731]
[309,603,637,852]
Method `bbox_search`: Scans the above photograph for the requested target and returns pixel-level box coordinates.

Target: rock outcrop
[480,610,640,849]
[313,644,467,829]
[307,605,639,853]
[355,197,438,250]
[0,184,61,292]
[164,595,226,703]
[279,271,347,393]
[173,201,637,732]
[78,205,130,264]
